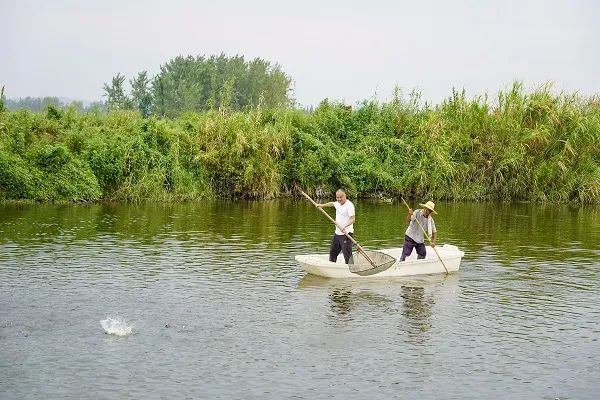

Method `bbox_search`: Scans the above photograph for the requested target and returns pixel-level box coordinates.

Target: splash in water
[100,316,133,336]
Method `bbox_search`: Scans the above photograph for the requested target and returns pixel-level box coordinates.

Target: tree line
[2,95,104,113]
[1,54,293,117]
[103,54,293,117]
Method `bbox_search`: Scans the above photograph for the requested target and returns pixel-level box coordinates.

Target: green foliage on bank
[0,82,599,203]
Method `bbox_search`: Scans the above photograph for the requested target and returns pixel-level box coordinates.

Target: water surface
[1,200,599,399]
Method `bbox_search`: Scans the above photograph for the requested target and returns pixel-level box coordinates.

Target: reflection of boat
[295,244,464,278]
[297,272,457,289]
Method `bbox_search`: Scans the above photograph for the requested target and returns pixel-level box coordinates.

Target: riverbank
[1,82,599,203]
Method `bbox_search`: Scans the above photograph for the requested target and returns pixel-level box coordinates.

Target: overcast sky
[1,0,599,106]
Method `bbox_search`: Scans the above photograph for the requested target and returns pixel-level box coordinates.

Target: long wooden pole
[401,198,449,274]
[300,190,376,267]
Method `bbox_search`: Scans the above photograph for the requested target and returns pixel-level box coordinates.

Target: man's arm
[316,202,335,208]
[404,208,413,224]
[338,215,354,234]
[430,231,437,247]
[344,216,355,229]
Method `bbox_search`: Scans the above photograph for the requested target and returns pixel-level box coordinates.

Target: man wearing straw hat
[316,189,356,264]
[400,201,437,261]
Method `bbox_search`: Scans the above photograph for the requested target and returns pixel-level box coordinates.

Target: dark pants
[400,235,426,261]
[330,233,353,263]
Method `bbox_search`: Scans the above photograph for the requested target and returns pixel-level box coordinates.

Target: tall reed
[0,82,598,203]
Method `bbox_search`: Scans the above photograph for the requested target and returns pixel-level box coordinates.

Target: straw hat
[419,201,437,214]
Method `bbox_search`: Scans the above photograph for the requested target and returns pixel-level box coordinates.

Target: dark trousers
[330,233,353,263]
[400,235,426,261]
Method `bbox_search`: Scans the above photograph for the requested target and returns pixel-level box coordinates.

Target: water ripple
[1,201,599,399]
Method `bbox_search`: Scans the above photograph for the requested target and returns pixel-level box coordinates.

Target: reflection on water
[401,286,434,336]
[327,287,396,323]
[298,273,458,344]
[1,200,599,399]
[328,288,353,317]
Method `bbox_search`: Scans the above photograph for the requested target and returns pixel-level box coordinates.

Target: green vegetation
[103,54,293,117]
[0,82,599,203]
[4,95,104,113]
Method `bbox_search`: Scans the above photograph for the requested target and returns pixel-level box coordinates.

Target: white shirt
[333,200,355,235]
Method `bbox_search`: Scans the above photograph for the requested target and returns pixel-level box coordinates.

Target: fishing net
[348,251,396,276]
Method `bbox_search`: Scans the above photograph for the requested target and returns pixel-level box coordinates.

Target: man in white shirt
[317,189,356,263]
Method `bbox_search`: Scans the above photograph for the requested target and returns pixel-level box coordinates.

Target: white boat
[295,244,464,278]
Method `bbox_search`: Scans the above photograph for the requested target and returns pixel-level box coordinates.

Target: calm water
[1,200,599,399]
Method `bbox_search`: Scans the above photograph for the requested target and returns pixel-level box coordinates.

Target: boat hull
[295,244,464,278]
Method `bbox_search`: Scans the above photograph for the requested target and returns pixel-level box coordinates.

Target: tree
[130,71,152,117]
[103,73,131,111]
[67,100,85,113]
[0,86,5,112]
[147,54,294,117]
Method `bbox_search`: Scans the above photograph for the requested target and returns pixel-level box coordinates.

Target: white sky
[1,0,599,107]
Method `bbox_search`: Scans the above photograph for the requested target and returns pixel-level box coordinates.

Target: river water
[1,200,599,399]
